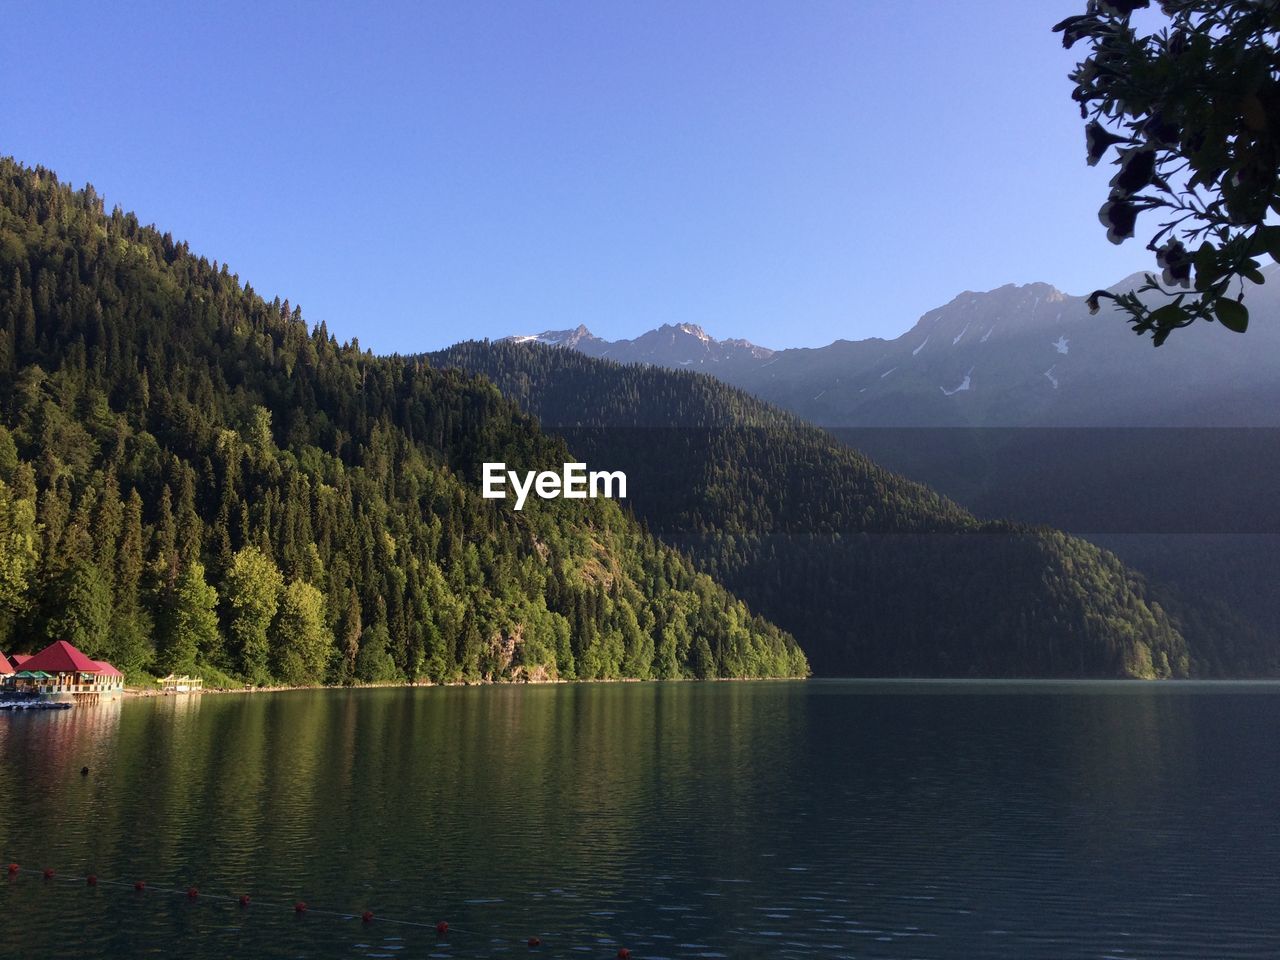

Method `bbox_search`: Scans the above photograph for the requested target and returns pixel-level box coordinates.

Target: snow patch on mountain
[502,325,598,350]
[913,336,929,356]
[1053,335,1069,355]
[941,367,975,396]
[1044,366,1059,389]
[676,323,712,342]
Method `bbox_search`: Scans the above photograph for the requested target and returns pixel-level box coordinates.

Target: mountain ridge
[505,321,775,369]
[501,270,1280,426]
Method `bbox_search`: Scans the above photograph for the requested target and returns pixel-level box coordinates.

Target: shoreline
[124,674,811,698]
[123,674,1280,699]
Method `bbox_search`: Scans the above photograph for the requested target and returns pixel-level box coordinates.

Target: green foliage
[223,549,284,685]
[157,560,219,675]
[1055,1,1280,342]
[0,157,806,685]
[190,661,241,690]
[0,472,37,646]
[355,623,398,683]
[272,579,332,685]
[48,560,112,658]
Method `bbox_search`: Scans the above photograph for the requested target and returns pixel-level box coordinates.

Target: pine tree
[109,489,152,673]
[152,484,178,589]
[337,585,361,684]
[49,560,112,657]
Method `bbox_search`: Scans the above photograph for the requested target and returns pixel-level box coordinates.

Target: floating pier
[0,700,72,711]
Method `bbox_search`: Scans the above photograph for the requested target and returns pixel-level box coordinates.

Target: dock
[0,700,73,711]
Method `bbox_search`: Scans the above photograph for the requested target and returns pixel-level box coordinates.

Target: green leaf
[1215,298,1249,333]
[1258,225,1280,264]
[1147,303,1187,333]
[1193,243,1220,291]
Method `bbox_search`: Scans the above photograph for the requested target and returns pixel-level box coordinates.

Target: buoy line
[5,861,637,956]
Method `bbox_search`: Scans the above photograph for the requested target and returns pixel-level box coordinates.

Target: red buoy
[436,920,449,936]
[617,949,631,959]
[361,910,374,923]
[134,880,146,892]
[294,901,307,914]
[6,863,17,875]
[239,894,251,907]
[528,935,542,947]
[187,887,199,899]
[42,868,54,880]
[87,875,98,886]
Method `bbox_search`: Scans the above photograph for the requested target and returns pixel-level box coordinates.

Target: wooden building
[1,641,125,703]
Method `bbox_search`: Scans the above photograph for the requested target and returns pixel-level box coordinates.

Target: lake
[2,680,1279,959]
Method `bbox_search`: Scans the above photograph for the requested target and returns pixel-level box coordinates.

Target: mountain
[499,279,1280,675]
[0,157,807,684]
[722,274,1280,428]
[508,275,1280,428]
[428,340,1236,679]
[506,324,605,352]
[505,322,773,369]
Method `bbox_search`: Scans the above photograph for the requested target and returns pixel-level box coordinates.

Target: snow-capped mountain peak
[502,321,774,367]
[503,324,600,350]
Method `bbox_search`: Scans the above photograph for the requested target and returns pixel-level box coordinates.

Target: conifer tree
[110,489,152,673]
[49,560,111,657]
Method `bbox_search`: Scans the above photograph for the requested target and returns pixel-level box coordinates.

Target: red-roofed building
[0,652,13,675]
[3,641,124,702]
[21,640,103,675]
[10,653,31,668]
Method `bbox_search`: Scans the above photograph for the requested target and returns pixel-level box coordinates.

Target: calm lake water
[3,680,1279,959]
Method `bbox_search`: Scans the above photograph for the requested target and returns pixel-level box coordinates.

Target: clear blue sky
[1,1,1158,352]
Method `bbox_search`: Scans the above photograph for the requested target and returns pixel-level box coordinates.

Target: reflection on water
[3,680,1280,958]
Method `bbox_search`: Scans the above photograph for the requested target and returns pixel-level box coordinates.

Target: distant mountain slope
[431,340,1211,679]
[0,157,807,684]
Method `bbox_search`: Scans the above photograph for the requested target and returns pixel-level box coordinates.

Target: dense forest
[0,158,808,685]
[432,341,1202,678]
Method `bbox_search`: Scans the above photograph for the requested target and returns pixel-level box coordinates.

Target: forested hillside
[432,341,1200,678]
[0,158,808,684]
